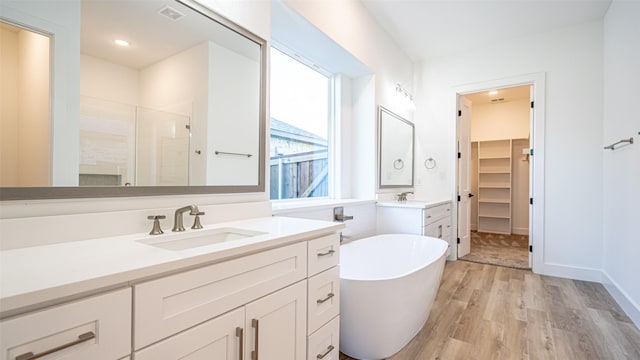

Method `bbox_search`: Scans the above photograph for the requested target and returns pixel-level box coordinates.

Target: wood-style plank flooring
[459,231,529,269]
[340,260,640,360]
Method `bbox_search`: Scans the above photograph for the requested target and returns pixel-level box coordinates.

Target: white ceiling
[81,0,258,70]
[360,0,612,61]
[464,85,530,105]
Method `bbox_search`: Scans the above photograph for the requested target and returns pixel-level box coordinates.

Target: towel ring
[393,159,404,170]
[424,157,436,169]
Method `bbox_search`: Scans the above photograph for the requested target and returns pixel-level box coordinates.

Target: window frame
[269,45,337,202]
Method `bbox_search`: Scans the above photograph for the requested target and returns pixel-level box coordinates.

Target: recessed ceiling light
[488,90,498,95]
[114,39,130,47]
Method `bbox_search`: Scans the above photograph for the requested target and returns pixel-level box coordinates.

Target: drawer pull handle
[236,327,244,360]
[317,292,335,304]
[251,319,259,360]
[15,331,95,360]
[317,249,335,257]
[438,224,443,238]
[317,345,335,359]
[426,215,432,218]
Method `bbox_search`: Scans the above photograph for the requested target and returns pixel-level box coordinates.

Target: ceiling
[464,85,530,105]
[360,0,612,61]
[80,0,258,70]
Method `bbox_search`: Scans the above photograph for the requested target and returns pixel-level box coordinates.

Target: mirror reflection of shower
[79,96,190,186]
[0,21,51,187]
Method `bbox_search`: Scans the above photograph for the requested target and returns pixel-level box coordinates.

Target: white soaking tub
[340,234,448,360]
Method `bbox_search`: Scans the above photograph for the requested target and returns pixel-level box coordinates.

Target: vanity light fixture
[395,83,413,101]
[114,39,130,47]
[395,83,415,110]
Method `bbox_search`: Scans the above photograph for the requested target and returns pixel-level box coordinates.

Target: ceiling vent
[158,6,185,21]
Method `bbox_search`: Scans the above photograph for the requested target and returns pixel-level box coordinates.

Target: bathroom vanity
[0,217,343,360]
[376,200,453,245]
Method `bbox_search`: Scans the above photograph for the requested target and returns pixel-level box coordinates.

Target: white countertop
[0,216,344,316]
[376,199,451,209]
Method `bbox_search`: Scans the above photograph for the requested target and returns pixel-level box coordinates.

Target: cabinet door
[135,308,244,360]
[245,281,307,360]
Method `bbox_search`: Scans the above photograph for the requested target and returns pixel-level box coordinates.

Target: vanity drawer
[424,217,451,240]
[134,242,307,349]
[307,267,340,335]
[424,203,451,225]
[307,315,340,360]
[308,233,340,276]
[0,288,131,360]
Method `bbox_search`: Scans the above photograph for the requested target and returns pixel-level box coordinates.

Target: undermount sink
[137,227,266,251]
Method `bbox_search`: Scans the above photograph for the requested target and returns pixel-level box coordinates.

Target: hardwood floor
[340,261,640,360]
[459,231,530,269]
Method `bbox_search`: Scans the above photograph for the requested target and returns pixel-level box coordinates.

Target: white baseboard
[535,262,603,282]
[537,265,640,328]
[511,227,529,235]
[602,271,640,329]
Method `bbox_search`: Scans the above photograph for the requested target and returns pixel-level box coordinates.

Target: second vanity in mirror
[0,0,266,199]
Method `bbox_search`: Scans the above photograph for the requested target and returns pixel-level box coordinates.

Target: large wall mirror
[378,106,414,189]
[0,0,266,200]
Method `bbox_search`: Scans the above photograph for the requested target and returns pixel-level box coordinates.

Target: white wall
[207,42,261,186]
[1,26,19,186]
[18,28,50,186]
[414,21,604,277]
[80,54,139,105]
[470,99,530,142]
[1,1,81,187]
[602,0,640,326]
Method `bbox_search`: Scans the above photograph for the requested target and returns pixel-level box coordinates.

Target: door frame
[451,73,546,273]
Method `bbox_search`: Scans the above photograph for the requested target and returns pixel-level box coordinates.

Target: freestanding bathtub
[339,234,448,360]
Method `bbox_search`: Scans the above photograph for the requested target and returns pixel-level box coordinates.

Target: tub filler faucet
[172,205,205,232]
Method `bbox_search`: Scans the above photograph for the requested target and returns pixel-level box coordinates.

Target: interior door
[528,85,534,267]
[457,96,472,258]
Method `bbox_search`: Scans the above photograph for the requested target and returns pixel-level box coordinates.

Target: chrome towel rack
[604,136,634,150]
[215,151,252,157]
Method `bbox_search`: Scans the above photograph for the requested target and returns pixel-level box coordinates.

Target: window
[270,47,332,200]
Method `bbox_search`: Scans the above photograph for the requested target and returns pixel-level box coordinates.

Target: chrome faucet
[397,191,413,202]
[172,205,205,232]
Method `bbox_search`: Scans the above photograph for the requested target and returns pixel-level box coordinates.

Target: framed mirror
[378,106,414,189]
[0,0,266,200]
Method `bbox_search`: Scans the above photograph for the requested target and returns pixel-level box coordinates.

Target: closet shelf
[479,170,511,174]
[478,198,511,204]
[478,214,510,219]
[475,139,513,235]
[478,184,510,188]
[479,156,510,160]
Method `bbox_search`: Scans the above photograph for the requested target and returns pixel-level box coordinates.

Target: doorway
[457,85,532,269]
